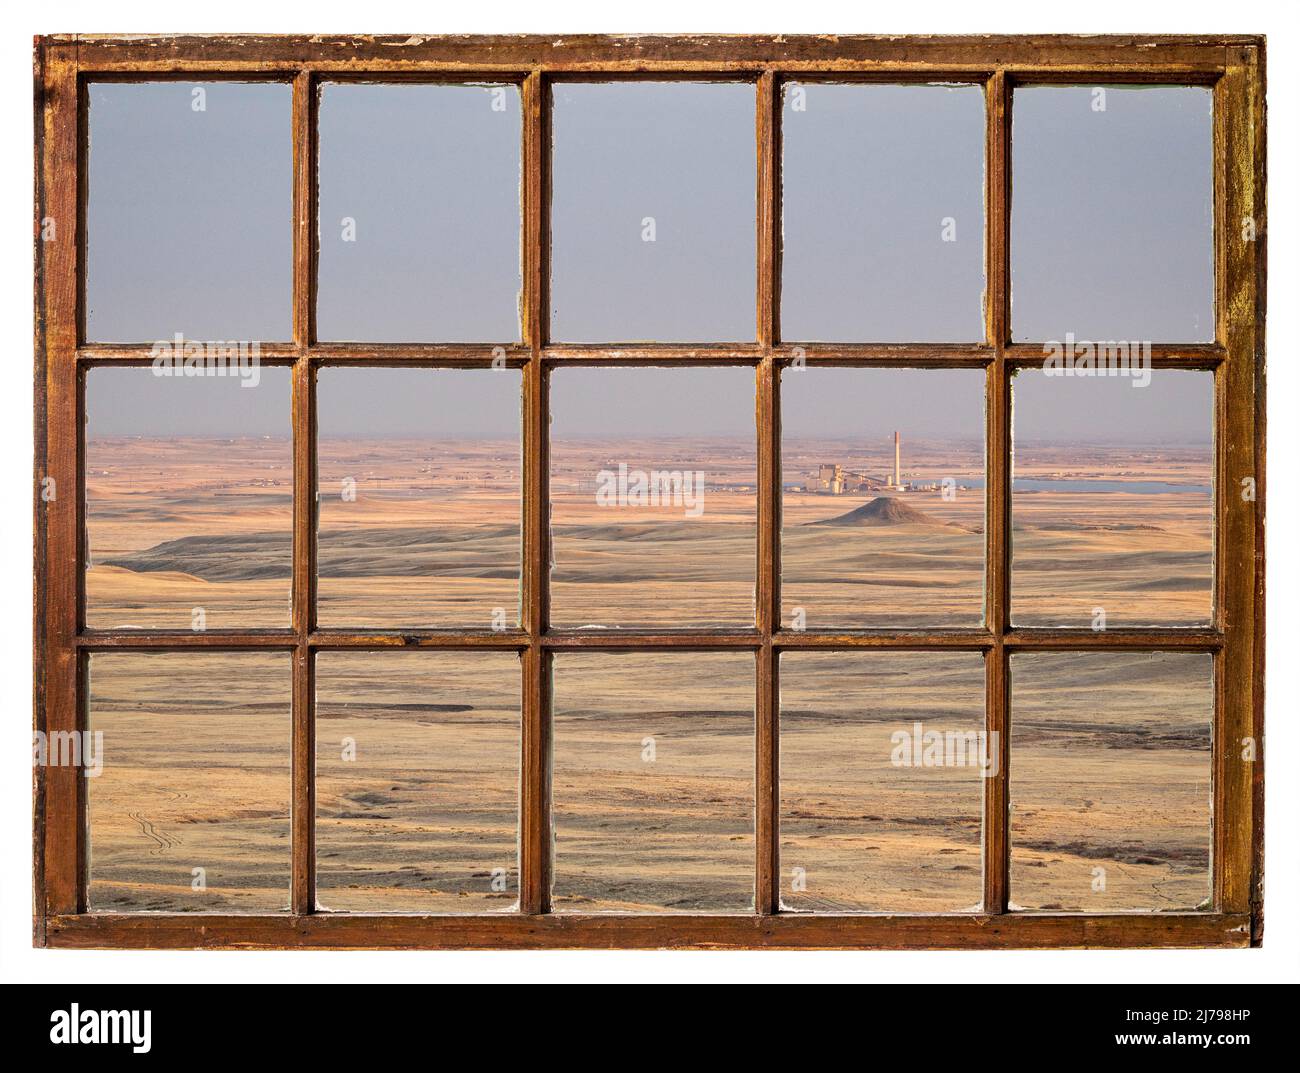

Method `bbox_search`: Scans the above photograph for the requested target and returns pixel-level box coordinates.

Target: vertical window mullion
[521,69,552,914]
[755,70,781,914]
[290,70,318,915]
[983,70,1013,914]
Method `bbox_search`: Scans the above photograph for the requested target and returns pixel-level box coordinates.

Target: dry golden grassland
[83,434,1212,914]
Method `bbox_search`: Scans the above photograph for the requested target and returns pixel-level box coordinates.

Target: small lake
[785,479,1213,495]
[1010,478,1212,494]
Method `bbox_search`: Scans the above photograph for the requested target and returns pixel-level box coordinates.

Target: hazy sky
[318,368,522,438]
[782,83,985,342]
[550,367,755,437]
[85,80,1214,442]
[87,364,1211,443]
[1011,85,1213,342]
[88,366,292,438]
[782,368,984,439]
[550,82,756,342]
[317,83,522,342]
[1013,367,1212,444]
[87,82,292,342]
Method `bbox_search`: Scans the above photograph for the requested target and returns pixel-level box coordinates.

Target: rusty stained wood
[520,69,551,914]
[37,45,84,925]
[982,70,1013,914]
[58,33,1253,73]
[32,34,1265,951]
[44,910,1253,951]
[754,70,780,915]
[1212,49,1265,936]
[70,341,1231,368]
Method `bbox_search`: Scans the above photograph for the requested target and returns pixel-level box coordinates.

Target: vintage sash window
[33,34,1264,949]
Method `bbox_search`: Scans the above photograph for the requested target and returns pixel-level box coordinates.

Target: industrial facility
[806,432,910,494]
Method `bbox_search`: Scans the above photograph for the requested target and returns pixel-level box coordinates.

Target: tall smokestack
[893,431,901,489]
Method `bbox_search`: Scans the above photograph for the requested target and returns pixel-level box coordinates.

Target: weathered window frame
[33,33,1266,950]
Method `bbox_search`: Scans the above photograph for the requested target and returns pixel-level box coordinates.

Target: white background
[1,0,1295,986]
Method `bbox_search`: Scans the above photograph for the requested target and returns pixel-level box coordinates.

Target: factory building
[806,432,918,494]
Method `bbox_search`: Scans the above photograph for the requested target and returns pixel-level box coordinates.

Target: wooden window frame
[33,33,1266,951]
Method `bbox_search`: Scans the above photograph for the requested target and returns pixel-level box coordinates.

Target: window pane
[87,652,291,912]
[317,83,522,342]
[781,367,986,628]
[315,652,520,912]
[551,652,754,912]
[549,367,756,628]
[781,83,985,342]
[1011,85,1213,342]
[780,652,986,912]
[87,82,291,342]
[1011,368,1213,627]
[316,368,522,629]
[550,82,756,342]
[86,367,293,629]
[1010,652,1212,912]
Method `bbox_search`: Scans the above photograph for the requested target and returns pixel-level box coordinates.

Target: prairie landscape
[551,652,755,912]
[87,650,523,914]
[782,650,1210,914]
[84,427,1213,914]
[85,435,294,629]
[313,651,521,913]
[87,431,1212,633]
[781,435,985,628]
[1008,651,1212,912]
[87,651,292,913]
[1011,441,1213,627]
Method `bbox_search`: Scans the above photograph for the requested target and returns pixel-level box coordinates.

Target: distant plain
[84,433,1213,914]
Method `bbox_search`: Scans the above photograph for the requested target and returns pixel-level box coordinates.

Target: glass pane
[86,367,293,629]
[87,652,291,912]
[1011,368,1213,627]
[316,368,522,629]
[781,83,986,342]
[317,83,522,342]
[781,367,985,628]
[1011,85,1213,342]
[87,82,291,342]
[315,652,521,912]
[550,82,756,342]
[780,652,986,912]
[551,652,754,912]
[1010,652,1213,912]
[549,367,756,628]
